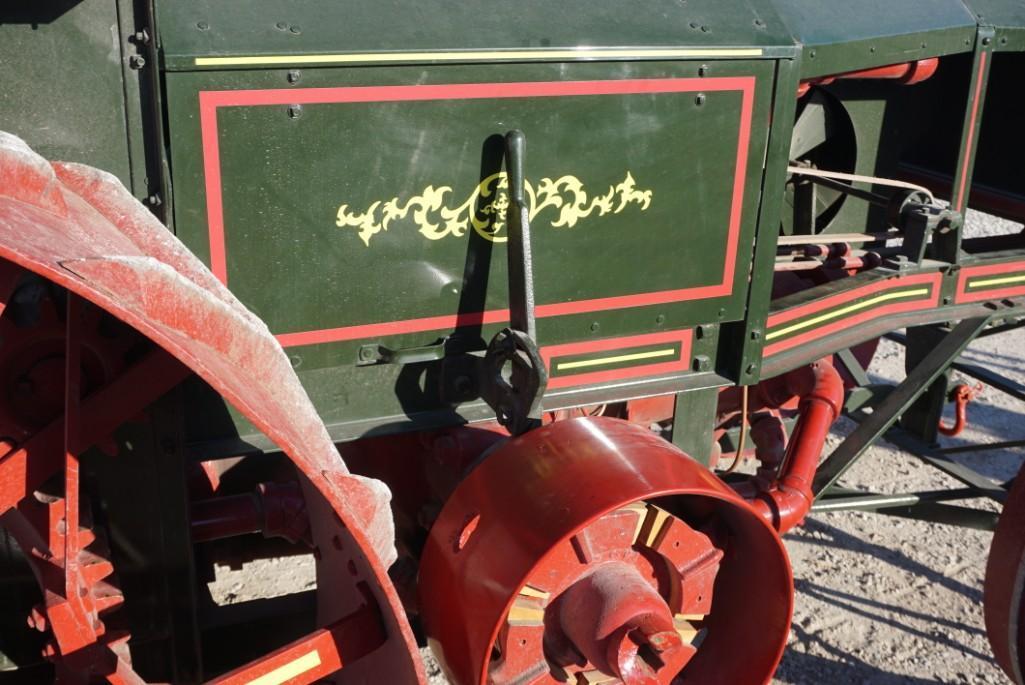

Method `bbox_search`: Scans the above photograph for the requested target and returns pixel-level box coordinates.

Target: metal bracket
[356,338,449,366]
[885,192,963,268]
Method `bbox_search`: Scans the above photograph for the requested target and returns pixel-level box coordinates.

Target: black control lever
[504,130,537,340]
[479,130,548,435]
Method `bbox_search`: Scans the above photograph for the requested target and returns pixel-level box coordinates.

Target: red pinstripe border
[540,329,692,389]
[763,272,943,358]
[955,260,1025,304]
[198,77,756,348]
[955,51,988,213]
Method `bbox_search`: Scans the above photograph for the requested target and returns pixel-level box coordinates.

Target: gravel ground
[211,210,1024,684]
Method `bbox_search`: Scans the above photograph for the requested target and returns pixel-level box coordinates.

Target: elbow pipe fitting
[748,361,844,533]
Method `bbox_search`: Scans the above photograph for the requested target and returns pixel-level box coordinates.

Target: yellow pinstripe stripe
[766,288,930,342]
[194,48,764,67]
[967,274,1025,289]
[556,348,677,371]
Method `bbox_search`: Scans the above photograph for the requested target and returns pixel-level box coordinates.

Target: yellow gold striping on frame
[967,274,1025,289]
[194,48,764,67]
[247,650,321,685]
[766,288,930,341]
[556,348,677,371]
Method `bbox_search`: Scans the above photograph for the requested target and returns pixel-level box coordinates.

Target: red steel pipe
[797,57,939,97]
[747,361,845,533]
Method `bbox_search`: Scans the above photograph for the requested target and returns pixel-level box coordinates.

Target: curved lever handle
[505,129,527,209]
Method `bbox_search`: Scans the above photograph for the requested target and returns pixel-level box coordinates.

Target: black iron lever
[479,130,547,435]
[504,129,537,341]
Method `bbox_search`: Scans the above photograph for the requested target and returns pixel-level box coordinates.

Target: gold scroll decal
[335,171,652,246]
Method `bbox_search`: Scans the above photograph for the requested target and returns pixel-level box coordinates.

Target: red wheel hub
[419,416,792,685]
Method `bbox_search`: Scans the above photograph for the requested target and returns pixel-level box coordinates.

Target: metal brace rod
[938,439,1025,455]
[881,501,997,531]
[813,486,997,530]
[813,316,991,497]
[883,426,1007,502]
[837,348,871,388]
[813,486,982,512]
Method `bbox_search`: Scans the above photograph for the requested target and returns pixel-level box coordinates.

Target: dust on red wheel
[419,416,793,685]
[985,461,1025,684]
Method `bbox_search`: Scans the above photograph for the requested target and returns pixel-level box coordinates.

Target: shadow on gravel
[795,519,983,601]
[794,579,991,661]
[776,624,940,684]
[781,519,999,681]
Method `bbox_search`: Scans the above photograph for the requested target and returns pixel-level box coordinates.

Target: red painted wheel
[0,132,424,683]
[419,416,793,685]
[985,463,1025,684]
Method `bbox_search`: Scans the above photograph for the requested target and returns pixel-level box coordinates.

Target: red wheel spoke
[64,292,83,600]
[0,348,189,515]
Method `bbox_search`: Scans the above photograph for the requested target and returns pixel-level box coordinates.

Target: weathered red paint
[0,132,423,683]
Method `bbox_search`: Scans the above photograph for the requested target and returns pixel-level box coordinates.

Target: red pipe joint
[748,361,844,533]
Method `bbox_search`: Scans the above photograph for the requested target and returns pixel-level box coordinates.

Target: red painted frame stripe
[764,273,942,358]
[199,78,756,348]
[955,260,1025,304]
[540,329,692,389]
[954,51,988,213]
[766,272,941,329]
